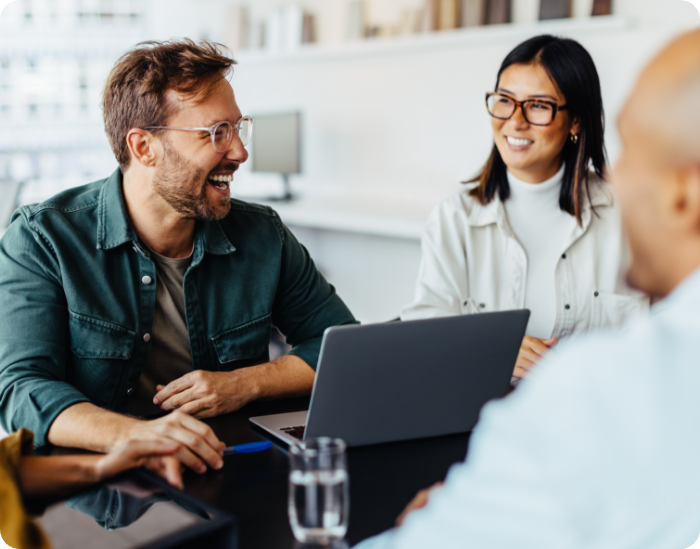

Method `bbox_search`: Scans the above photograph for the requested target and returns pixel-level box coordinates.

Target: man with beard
[355,28,700,549]
[0,40,356,474]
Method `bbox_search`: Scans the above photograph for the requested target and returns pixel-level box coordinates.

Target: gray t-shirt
[125,245,193,417]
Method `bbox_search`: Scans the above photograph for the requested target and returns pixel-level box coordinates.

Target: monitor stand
[260,173,295,202]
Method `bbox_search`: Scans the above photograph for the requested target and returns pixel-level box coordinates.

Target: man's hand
[154,370,255,419]
[153,356,316,419]
[125,410,225,474]
[94,439,184,489]
[396,482,443,527]
[513,336,558,378]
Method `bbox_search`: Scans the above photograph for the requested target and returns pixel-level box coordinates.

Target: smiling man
[0,40,355,473]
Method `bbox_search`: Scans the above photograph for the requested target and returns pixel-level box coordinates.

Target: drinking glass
[288,437,349,544]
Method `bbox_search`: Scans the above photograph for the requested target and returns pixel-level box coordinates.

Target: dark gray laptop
[250,310,530,447]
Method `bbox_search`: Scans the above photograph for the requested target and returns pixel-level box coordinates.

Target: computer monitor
[251,112,301,201]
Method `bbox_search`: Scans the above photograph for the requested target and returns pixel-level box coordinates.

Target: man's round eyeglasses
[144,116,254,153]
[485,92,567,127]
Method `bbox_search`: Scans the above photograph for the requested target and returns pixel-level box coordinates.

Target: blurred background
[0,0,698,322]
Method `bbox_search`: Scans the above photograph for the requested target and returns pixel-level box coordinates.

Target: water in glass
[288,437,349,544]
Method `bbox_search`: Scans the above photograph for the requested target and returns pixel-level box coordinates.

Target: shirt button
[143,333,151,342]
[126,388,134,396]
[142,276,153,285]
[132,246,138,253]
[562,253,567,259]
[565,304,571,310]
[594,291,599,297]
[479,303,486,309]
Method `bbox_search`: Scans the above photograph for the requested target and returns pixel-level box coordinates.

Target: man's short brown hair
[102,39,236,170]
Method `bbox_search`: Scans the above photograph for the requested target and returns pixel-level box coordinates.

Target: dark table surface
[179,397,471,549]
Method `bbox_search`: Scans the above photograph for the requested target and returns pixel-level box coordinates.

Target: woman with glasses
[401,35,649,380]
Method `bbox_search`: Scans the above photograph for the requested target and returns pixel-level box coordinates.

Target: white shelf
[236,15,631,67]
[242,190,440,240]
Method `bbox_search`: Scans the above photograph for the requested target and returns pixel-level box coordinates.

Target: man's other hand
[513,336,558,378]
[153,370,254,419]
[396,482,444,527]
[126,410,225,474]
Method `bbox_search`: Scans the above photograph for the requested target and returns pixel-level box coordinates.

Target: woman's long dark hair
[468,35,607,224]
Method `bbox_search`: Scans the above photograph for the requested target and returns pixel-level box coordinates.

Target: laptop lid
[304,310,529,447]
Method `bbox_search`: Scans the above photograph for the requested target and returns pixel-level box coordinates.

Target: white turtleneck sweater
[504,164,574,339]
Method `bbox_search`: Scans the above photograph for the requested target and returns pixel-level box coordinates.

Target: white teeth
[507,136,534,146]
[208,173,233,189]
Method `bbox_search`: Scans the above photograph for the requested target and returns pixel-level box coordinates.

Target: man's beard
[152,140,231,222]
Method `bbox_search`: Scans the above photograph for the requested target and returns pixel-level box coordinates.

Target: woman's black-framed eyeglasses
[485,92,568,127]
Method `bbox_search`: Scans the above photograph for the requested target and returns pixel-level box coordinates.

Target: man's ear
[670,165,700,233]
[126,129,159,168]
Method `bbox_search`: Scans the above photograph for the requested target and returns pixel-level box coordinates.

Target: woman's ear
[126,129,159,168]
[571,117,582,138]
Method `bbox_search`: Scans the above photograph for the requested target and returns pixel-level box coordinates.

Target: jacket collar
[96,167,236,255]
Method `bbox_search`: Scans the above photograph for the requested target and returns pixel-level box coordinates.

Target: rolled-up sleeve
[0,212,89,447]
[270,219,357,370]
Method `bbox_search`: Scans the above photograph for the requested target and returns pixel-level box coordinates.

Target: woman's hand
[94,439,184,489]
[395,482,444,527]
[19,440,185,499]
[513,337,558,378]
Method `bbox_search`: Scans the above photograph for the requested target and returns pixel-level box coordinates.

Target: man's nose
[225,132,249,163]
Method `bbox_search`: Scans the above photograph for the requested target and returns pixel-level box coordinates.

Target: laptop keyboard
[280,425,305,440]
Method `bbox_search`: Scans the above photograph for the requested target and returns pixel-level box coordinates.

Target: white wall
[146,0,700,203]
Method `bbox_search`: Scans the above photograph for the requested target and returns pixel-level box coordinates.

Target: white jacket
[401,177,649,339]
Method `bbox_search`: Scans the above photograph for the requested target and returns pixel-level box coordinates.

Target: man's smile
[207,172,234,190]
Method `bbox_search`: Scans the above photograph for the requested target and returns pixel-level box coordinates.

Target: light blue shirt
[357,268,700,549]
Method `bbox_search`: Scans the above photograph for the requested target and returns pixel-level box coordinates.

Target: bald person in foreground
[356,29,700,549]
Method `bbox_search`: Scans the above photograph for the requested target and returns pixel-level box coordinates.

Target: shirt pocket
[591,293,649,332]
[68,311,135,408]
[211,313,271,367]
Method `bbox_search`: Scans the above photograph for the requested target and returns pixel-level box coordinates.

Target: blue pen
[223,441,272,456]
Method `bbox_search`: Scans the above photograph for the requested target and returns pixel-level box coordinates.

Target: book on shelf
[225,6,250,52]
[346,0,366,40]
[591,0,612,16]
[422,0,440,32]
[485,0,510,24]
[539,0,571,20]
[397,8,424,35]
[438,0,461,30]
[302,12,316,44]
[461,0,485,27]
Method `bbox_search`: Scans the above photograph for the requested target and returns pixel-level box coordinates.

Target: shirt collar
[96,167,236,255]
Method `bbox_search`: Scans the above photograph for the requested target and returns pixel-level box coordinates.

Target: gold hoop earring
[570,133,579,144]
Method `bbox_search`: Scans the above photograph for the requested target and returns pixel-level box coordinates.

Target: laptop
[250,310,529,447]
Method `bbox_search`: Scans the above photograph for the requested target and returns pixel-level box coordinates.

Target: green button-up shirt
[0,169,356,446]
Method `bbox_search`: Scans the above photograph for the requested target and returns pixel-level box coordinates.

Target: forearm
[47,402,143,453]
[239,355,315,402]
[19,455,101,499]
